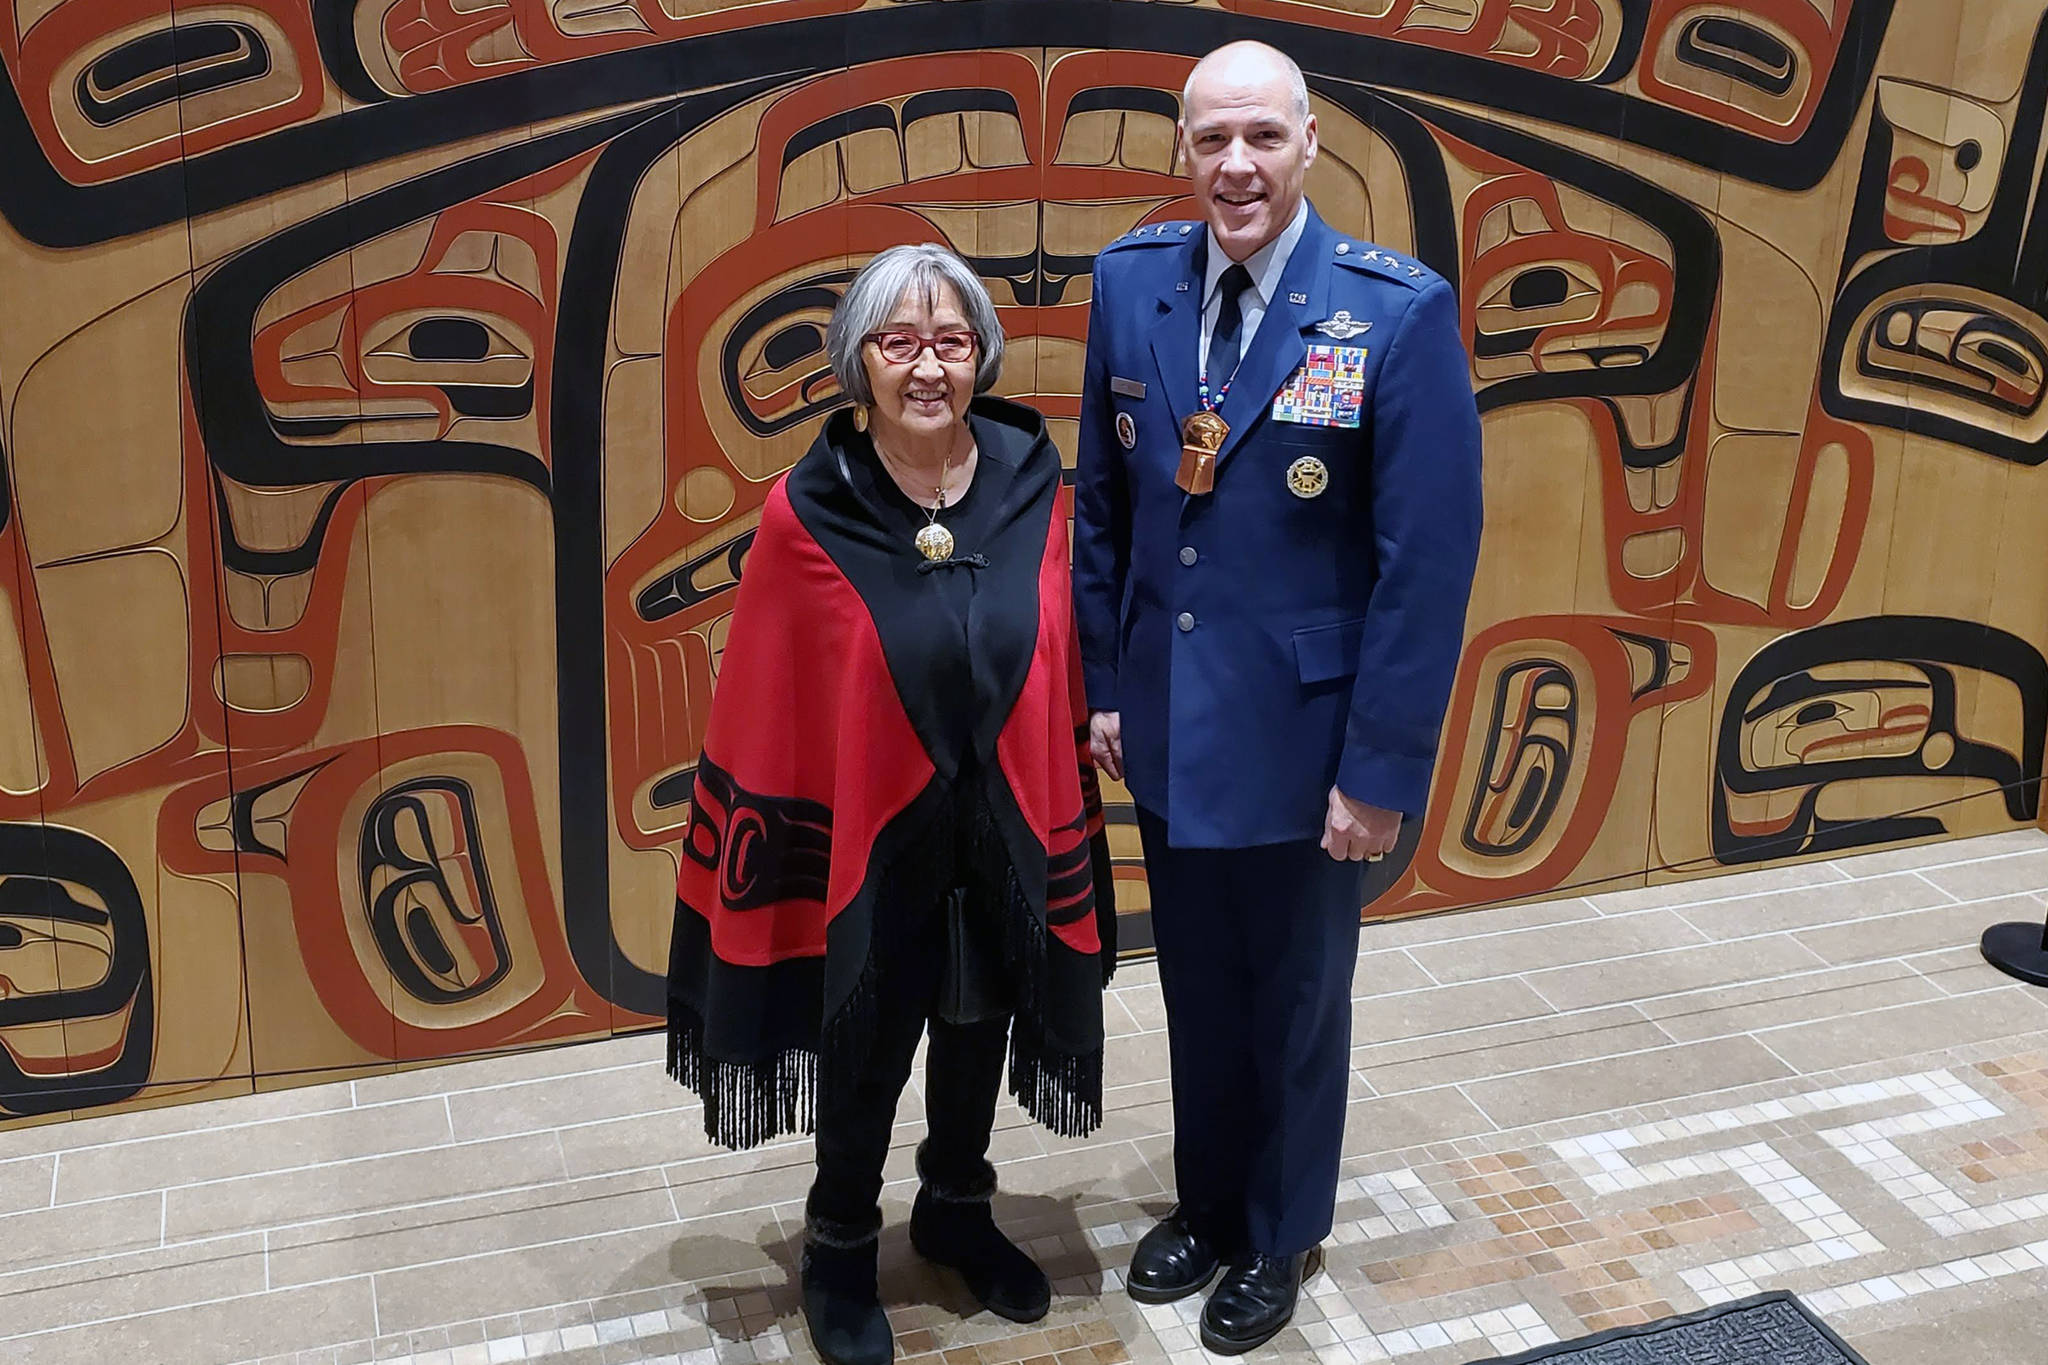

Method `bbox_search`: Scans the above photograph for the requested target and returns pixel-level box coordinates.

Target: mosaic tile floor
[240,1045,2048,1365]
[6,830,2048,1365]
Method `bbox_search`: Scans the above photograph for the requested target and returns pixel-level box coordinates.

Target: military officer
[1072,40,1484,1354]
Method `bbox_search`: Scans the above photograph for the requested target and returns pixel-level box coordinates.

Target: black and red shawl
[666,396,1116,1150]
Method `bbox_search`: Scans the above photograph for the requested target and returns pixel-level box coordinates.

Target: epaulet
[1330,237,1440,291]
[1100,221,1198,251]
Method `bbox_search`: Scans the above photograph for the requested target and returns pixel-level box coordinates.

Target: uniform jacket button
[1176,612,1195,632]
[1179,546,1198,566]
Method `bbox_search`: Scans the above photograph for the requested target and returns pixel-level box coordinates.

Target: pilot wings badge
[1314,310,1371,340]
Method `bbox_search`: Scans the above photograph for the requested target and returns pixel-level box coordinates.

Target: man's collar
[1203,198,1311,308]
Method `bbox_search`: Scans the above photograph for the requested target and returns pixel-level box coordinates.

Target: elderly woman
[666,243,1116,1365]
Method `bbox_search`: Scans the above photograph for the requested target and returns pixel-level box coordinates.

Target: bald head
[1178,41,1318,262]
[1182,41,1310,129]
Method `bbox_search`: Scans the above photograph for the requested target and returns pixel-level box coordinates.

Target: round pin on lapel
[1116,411,1137,450]
[1286,455,1329,498]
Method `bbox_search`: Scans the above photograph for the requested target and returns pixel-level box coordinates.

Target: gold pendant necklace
[912,445,955,562]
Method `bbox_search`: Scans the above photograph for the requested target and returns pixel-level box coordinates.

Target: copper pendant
[1180,410,1229,452]
[915,522,955,561]
[1176,410,1228,495]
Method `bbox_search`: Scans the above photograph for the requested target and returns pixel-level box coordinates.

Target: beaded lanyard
[1199,277,1244,411]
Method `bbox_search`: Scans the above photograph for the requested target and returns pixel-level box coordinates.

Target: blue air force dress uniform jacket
[1074,205,1483,847]
[1071,203,1483,1257]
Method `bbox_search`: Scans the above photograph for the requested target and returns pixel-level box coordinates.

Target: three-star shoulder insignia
[1333,238,1440,290]
[1102,221,1195,252]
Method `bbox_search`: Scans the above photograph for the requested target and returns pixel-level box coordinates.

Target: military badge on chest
[1273,344,1367,429]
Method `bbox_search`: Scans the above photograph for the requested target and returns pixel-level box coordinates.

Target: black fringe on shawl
[668,770,1112,1150]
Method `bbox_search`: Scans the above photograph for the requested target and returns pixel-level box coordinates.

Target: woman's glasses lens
[874,332,975,364]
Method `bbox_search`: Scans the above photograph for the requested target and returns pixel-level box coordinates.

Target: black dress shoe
[1124,1207,1222,1304]
[1199,1246,1323,1355]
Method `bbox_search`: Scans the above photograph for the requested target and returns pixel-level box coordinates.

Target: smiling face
[861,280,979,450]
[1180,47,1318,263]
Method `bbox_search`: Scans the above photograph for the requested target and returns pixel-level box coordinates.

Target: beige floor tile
[1925,965,2023,998]
[1355,1006,1672,1095]
[1111,982,1168,1033]
[1920,962,2025,996]
[1793,894,2043,966]
[371,1215,779,1337]
[1341,1085,1495,1156]
[1104,1030,1175,1093]
[0,1234,267,1338]
[0,1277,376,1365]
[557,1107,738,1181]
[0,1152,53,1215]
[1104,1076,1173,1111]
[53,1098,453,1205]
[1916,849,2048,904]
[1845,1290,2048,1365]
[1676,872,1955,941]
[1360,897,1599,951]
[1352,978,1555,1048]
[1112,958,1160,987]
[982,1141,1165,1207]
[1458,1037,1792,1129]
[1832,827,2048,877]
[1081,1098,1176,1147]
[1587,860,1851,915]
[1406,910,1707,985]
[1525,936,1827,1011]
[669,1159,826,1219]
[0,1191,161,1275]
[268,1170,678,1288]
[1348,948,1441,995]
[1752,987,2048,1073]
[1908,944,1993,975]
[1908,945,2023,997]
[1645,964,1945,1043]
[0,1081,354,1162]
[164,1130,567,1243]
[352,1034,664,1106]
[444,1061,688,1143]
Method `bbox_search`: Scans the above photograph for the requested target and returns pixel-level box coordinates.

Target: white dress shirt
[1198,197,1310,376]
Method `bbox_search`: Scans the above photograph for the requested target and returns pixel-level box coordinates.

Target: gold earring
[852,402,868,433]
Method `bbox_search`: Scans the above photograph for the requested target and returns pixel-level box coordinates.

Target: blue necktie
[1208,263,1253,388]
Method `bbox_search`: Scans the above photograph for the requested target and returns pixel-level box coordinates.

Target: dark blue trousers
[1136,807,1367,1258]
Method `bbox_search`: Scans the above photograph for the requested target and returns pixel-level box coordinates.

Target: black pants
[805,938,1012,1242]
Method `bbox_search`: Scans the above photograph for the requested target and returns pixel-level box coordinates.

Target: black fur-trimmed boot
[907,1143,1051,1323]
[800,1214,893,1365]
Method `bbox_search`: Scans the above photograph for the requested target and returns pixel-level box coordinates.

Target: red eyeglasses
[864,329,978,364]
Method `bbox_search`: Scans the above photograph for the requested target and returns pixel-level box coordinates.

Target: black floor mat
[1480,1292,1869,1364]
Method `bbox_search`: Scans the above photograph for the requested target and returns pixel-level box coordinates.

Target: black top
[842,430,996,766]
[837,416,1027,1024]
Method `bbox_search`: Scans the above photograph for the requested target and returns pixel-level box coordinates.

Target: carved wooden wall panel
[2,0,2042,1123]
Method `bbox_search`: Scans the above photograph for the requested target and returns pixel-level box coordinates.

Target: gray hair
[825,243,1004,406]
[1182,41,1310,127]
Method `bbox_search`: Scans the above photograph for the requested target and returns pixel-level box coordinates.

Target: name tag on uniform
[1272,344,1366,428]
[1109,375,1147,399]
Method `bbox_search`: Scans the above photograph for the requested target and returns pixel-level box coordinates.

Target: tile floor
[6,830,2048,1365]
